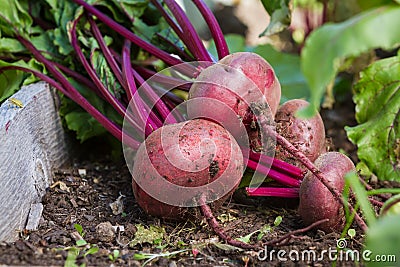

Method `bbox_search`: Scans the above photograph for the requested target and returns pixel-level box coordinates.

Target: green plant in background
[0,0,176,147]
[261,0,400,181]
[133,249,188,267]
[235,215,283,243]
[345,55,400,181]
[261,1,400,264]
[342,172,400,265]
[108,249,120,262]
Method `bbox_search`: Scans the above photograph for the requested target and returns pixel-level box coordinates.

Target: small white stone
[78,169,87,177]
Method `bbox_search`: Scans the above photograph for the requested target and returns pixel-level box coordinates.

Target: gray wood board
[0,82,70,242]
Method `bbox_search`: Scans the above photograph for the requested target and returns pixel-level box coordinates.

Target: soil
[0,95,382,267]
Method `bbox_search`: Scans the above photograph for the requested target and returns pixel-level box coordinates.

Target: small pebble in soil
[95,221,115,242]
[78,169,87,177]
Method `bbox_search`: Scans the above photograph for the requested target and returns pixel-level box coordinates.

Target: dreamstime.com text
[256,239,397,263]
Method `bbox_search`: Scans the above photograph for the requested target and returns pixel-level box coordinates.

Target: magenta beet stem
[192,0,229,59]
[246,187,300,198]
[247,149,304,179]
[246,159,301,188]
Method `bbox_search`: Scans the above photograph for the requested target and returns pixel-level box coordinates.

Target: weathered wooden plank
[0,82,70,242]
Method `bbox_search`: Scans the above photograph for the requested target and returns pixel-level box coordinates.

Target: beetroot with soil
[275,99,326,170]
[298,152,356,232]
[188,52,281,149]
[132,119,244,220]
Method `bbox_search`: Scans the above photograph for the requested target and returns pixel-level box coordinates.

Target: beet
[275,99,326,170]
[187,52,281,150]
[131,119,244,219]
[298,152,356,232]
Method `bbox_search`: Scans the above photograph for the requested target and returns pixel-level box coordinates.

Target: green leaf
[132,17,160,42]
[91,50,124,98]
[113,249,120,258]
[236,232,254,244]
[0,0,32,37]
[380,194,400,216]
[368,188,400,195]
[299,5,400,117]
[274,216,283,226]
[64,111,108,142]
[45,0,78,55]
[74,224,84,236]
[0,38,25,53]
[85,246,99,256]
[133,253,149,260]
[253,44,310,102]
[257,224,272,240]
[0,64,27,102]
[364,214,400,267]
[0,59,43,102]
[65,247,80,267]
[76,239,88,247]
[345,55,400,180]
[238,169,255,188]
[347,228,356,238]
[59,78,123,143]
[345,172,376,225]
[356,0,394,11]
[111,0,148,22]
[213,242,243,251]
[260,0,291,36]
[130,224,165,247]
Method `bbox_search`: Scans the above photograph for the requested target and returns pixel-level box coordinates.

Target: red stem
[163,0,213,62]
[246,159,301,188]
[70,16,145,135]
[246,187,299,198]
[122,40,158,136]
[71,0,196,76]
[132,69,177,125]
[199,195,260,250]
[149,0,194,61]
[246,149,304,179]
[5,44,140,150]
[88,17,125,89]
[192,0,229,59]
[369,197,383,207]
[133,66,192,91]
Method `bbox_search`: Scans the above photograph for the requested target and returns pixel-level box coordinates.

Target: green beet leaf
[260,0,291,36]
[345,55,400,181]
[364,214,400,267]
[299,5,400,118]
[0,0,32,37]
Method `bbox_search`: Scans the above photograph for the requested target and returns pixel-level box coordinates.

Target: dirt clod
[95,222,115,242]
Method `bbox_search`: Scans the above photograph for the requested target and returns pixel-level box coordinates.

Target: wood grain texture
[0,82,70,242]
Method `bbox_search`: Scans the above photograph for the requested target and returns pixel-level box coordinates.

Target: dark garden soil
[1,95,391,267]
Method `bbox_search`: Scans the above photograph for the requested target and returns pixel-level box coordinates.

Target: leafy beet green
[0,0,185,142]
[345,55,400,181]
[299,5,400,118]
[259,0,291,36]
